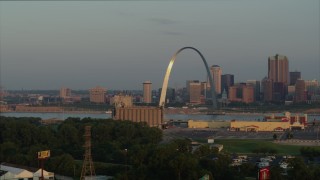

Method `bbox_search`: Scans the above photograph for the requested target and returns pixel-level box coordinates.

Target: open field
[163,127,320,155]
[214,139,320,155]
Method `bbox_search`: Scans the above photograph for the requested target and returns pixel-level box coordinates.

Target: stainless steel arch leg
[159,47,217,109]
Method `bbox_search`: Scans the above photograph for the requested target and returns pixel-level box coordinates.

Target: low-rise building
[188,120,230,128]
[0,163,54,180]
[230,112,307,132]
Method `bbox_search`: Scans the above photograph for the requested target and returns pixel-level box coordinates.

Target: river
[1,112,319,122]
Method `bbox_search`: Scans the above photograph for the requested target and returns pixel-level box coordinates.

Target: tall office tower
[268,54,289,84]
[89,86,107,103]
[60,87,71,98]
[246,80,260,101]
[143,81,152,103]
[290,71,301,85]
[189,81,201,104]
[221,74,234,95]
[295,79,306,103]
[210,65,222,95]
[261,77,273,102]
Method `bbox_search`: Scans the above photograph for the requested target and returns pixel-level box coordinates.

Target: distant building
[231,112,307,132]
[89,86,106,103]
[60,87,71,98]
[247,80,260,101]
[189,81,202,104]
[158,87,175,103]
[210,65,222,95]
[272,82,286,102]
[0,162,54,180]
[186,80,199,102]
[305,79,319,98]
[268,54,289,85]
[200,82,207,97]
[261,77,273,102]
[111,95,133,108]
[295,79,306,103]
[287,85,296,101]
[143,81,152,103]
[242,86,254,104]
[289,71,301,85]
[228,84,254,103]
[221,74,234,95]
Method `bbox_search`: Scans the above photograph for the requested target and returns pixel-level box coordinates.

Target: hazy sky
[0,0,319,90]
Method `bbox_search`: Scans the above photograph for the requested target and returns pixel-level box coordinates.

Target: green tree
[287,157,311,180]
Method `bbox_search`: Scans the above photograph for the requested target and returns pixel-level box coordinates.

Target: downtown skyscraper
[210,65,222,95]
[268,54,289,85]
[267,54,289,101]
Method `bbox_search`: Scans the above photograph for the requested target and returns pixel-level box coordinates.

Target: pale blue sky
[0,0,319,90]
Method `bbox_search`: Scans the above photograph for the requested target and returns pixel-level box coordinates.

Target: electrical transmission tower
[80,126,96,180]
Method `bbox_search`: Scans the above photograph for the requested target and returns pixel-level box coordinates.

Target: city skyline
[0,1,319,90]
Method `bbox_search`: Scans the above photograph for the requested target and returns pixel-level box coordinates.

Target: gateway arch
[159,47,217,109]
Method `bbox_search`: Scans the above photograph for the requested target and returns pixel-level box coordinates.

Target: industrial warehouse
[188,112,308,132]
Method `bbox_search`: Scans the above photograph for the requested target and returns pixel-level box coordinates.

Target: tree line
[1,116,320,179]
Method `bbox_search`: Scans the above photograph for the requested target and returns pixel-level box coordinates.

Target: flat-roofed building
[290,71,301,85]
[228,84,254,103]
[295,79,306,103]
[89,86,106,103]
[60,87,71,98]
[189,81,201,104]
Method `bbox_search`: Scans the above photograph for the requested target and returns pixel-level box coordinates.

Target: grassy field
[214,139,320,155]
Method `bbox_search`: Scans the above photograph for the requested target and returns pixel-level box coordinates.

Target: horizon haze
[0,0,319,90]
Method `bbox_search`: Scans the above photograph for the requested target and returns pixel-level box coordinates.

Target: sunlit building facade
[189,81,201,104]
[89,86,107,103]
[210,65,222,95]
[268,54,289,85]
[143,81,152,103]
